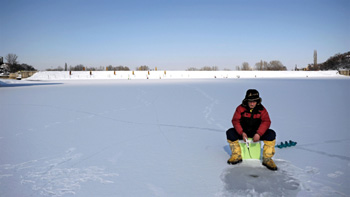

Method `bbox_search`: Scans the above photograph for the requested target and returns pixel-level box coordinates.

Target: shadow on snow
[0,81,63,87]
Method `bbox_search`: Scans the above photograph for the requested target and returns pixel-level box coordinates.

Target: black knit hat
[243,89,262,105]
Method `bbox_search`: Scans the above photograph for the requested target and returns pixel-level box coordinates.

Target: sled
[239,138,261,160]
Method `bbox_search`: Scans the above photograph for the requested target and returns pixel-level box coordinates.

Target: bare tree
[187,66,219,71]
[255,60,268,70]
[255,61,262,70]
[70,64,85,71]
[200,66,219,71]
[115,66,130,71]
[211,66,219,71]
[5,53,18,65]
[268,60,287,70]
[137,65,150,71]
[107,65,114,71]
[241,62,251,70]
[46,66,63,71]
[187,67,199,71]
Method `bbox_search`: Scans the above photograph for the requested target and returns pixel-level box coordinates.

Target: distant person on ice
[226,89,277,171]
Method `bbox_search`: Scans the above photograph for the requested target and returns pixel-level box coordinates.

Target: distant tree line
[235,60,287,71]
[47,65,160,71]
[108,65,131,71]
[186,61,286,71]
[255,60,287,71]
[47,64,131,71]
[5,51,349,73]
[46,66,65,71]
[136,65,150,71]
[2,53,36,72]
[186,66,219,71]
[317,51,350,70]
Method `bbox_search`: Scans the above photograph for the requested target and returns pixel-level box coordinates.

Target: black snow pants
[226,128,276,142]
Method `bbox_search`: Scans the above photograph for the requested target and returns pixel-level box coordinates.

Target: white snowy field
[0,76,349,196]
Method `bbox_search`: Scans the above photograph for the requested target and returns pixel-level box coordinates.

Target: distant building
[0,63,10,76]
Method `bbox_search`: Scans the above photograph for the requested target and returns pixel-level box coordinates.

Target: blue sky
[1,0,349,70]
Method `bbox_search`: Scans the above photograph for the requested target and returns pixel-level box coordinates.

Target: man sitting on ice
[226,89,277,171]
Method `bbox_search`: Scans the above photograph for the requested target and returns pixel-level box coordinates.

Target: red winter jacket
[231,104,271,137]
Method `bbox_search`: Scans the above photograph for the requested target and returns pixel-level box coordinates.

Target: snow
[27,70,345,80]
[0,71,349,196]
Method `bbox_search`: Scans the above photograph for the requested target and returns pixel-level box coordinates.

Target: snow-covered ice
[0,71,349,196]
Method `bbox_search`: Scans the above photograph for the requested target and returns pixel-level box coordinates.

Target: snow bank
[27,70,345,80]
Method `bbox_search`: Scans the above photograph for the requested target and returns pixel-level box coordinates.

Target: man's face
[248,101,257,109]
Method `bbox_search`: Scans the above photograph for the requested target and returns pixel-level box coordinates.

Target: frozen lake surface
[1,77,349,196]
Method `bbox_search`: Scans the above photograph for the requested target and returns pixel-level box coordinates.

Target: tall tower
[314,50,317,67]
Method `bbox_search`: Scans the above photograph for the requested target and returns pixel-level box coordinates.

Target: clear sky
[1,0,349,71]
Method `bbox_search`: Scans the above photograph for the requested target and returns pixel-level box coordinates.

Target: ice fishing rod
[244,138,253,159]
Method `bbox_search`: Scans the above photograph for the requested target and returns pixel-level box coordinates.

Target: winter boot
[262,140,278,171]
[227,140,242,165]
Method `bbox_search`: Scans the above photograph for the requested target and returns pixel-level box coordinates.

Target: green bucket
[239,138,261,160]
